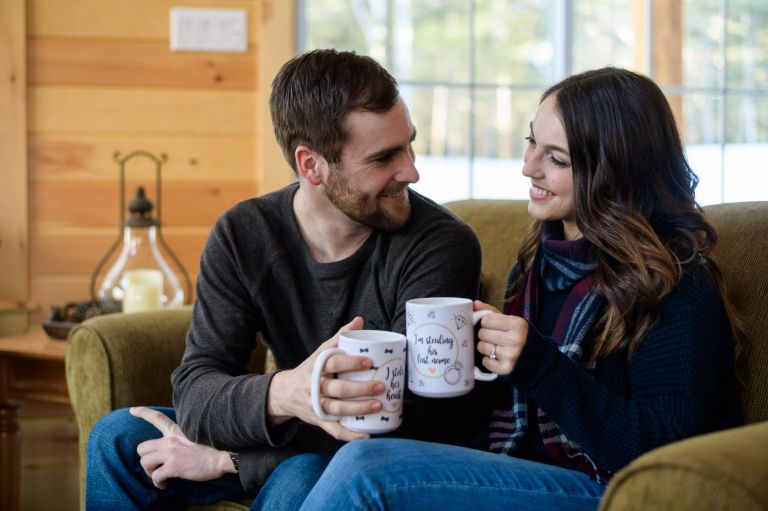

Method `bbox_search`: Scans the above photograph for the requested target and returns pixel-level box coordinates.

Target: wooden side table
[0,330,68,511]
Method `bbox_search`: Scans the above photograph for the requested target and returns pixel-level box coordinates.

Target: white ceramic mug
[406,297,497,398]
[311,330,407,433]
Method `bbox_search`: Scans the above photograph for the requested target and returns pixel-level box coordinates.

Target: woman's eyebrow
[529,122,569,155]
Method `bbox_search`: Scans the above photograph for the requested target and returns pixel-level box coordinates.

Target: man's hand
[266,316,385,441]
[131,406,235,490]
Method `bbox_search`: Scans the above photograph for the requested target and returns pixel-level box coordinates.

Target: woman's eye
[524,135,535,145]
[549,155,567,168]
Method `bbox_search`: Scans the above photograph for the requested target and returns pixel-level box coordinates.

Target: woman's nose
[522,152,540,178]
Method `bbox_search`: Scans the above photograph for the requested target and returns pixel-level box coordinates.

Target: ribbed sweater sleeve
[505,267,738,473]
[171,214,284,450]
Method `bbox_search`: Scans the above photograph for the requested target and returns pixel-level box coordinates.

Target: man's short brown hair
[269,49,400,173]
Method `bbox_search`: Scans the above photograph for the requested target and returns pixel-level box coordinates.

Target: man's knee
[89,408,131,448]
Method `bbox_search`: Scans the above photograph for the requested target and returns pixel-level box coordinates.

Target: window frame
[297,0,766,204]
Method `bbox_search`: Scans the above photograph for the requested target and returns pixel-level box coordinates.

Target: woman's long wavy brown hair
[507,67,744,360]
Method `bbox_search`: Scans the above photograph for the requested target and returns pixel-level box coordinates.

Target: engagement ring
[489,344,497,360]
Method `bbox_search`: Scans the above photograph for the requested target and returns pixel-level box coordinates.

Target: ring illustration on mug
[443,361,463,385]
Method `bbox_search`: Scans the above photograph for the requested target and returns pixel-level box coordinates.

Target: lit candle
[122,269,163,313]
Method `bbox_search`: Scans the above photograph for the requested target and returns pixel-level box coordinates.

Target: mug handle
[472,309,498,382]
[310,347,345,421]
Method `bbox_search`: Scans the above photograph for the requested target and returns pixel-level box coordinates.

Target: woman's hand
[473,300,528,376]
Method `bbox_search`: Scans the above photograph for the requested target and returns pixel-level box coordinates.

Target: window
[299,0,768,205]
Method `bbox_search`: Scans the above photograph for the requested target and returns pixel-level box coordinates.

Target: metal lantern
[90,150,191,312]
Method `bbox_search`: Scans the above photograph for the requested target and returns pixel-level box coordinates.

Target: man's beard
[325,167,411,232]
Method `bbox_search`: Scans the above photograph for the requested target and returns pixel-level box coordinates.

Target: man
[86,49,490,510]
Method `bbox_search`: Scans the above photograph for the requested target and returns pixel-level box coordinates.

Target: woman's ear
[295,145,324,186]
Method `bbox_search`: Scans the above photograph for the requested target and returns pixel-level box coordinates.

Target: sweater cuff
[236,443,304,492]
[504,322,559,389]
[260,371,300,447]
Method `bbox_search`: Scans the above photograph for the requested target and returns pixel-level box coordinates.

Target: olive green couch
[66,200,768,510]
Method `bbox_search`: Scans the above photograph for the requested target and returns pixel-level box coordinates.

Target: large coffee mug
[311,330,407,433]
[406,297,497,398]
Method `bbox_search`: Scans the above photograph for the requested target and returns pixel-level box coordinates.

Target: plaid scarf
[488,222,613,483]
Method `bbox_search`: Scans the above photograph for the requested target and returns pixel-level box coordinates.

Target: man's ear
[295,145,324,186]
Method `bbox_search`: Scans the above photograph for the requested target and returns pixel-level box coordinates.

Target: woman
[298,67,743,510]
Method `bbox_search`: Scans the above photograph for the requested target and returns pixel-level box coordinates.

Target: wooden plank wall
[26,0,264,317]
[632,0,683,125]
[256,0,296,194]
[0,0,30,334]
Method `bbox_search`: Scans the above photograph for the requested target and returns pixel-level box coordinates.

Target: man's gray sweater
[171,183,493,490]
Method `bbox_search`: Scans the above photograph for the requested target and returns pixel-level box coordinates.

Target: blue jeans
[86,407,331,510]
[300,438,606,510]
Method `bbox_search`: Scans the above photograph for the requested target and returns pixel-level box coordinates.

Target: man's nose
[397,152,419,184]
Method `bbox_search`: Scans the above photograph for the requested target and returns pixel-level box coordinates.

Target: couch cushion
[704,202,768,423]
[444,200,531,310]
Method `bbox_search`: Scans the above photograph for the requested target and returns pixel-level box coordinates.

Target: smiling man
[318,99,417,233]
[85,49,490,510]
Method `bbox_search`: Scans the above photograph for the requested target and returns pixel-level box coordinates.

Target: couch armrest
[66,308,193,425]
[600,421,768,511]
[65,307,193,508]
